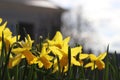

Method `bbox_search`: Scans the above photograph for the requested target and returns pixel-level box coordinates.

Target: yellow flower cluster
[0,18,107,73]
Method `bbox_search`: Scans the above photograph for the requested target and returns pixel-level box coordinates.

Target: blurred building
[0,0,65,42]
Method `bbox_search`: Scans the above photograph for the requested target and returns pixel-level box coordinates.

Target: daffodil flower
[8,34,36,68]
[78,53,89,66]
[47,31,83,72]
[84,52,107,70]
[51,46,82,73]
[47,31,70,60]
[0,18,14,52]
[0,18,12,39]
[0,18,20,50]
[36,43,53,69]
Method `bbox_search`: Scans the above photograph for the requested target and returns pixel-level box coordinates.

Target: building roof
[0,0,65,14]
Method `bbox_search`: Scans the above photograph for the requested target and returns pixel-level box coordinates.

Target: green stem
[28,65,34,80]
[103,45,109,80]
[67,46,71,80]
[22,60,28,80]
[1,45,11,80]
[1,33,11,80]
[92,61,95,80]
[56,55,61,80]
[15,65,19,80]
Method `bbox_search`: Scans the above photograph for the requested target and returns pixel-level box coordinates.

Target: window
[18,22,34,40]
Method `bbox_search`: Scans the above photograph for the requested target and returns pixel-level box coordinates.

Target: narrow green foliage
[67,46,72,80]
[103,45,109,80]
[56,55,61,80]
[1,32,11,80]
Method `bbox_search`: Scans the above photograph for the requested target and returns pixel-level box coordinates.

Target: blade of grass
[1,43,11,80]
[103,45,109,80]
[67,46,71,80]
[114,51,120,79]
[0,32,5,79]
[56,55,61,80]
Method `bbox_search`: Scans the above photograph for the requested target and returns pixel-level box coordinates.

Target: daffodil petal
[84,62,94,68]
[63,37,70,45]
[71,57,80,66]
[0,21,7,30]
[22,50,37,65]
[44,55,53,60]
[3,28,12,37]
[71,46,82,56]
[52,66,58,73]
[12,48,26,54]
[89,54,97,61]
[97,52,107,60]
[0,18,2,23]
[49,46,62,57]
[96,60,105,70]
[39,56,52,69]
[8,54,22,68]
[52,31,63,42]
[79,54,89,60]
[38,61,43,68]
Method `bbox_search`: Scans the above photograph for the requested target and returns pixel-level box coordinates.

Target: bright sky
[50,0,120,53]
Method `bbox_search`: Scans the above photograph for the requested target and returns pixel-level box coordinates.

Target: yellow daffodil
[46,31,83,72]
[8,34,36,68]
[51,45,82,72]
[50,37,82,66]
[0,18,12,39]
[0,18,20,56]
[84,52,107,70]
[71,46,83,66]
[36,44,53,69]
[47,31,70,59]
[12,34,34,53]
[78,53,89,66]
[20,34,34,49]
[0,18,12,48]
[52,46,82,73]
